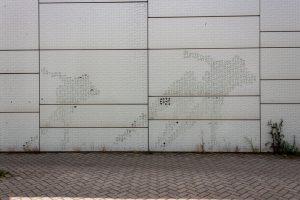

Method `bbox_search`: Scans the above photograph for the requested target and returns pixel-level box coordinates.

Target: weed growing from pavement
[0,169,11,179]
[266,120,298,155]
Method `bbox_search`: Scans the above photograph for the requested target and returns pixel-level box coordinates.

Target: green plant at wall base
[266,120,284,153]
[244,137,259,153]
[0,169,11,178]
[265,120,298,154]
[282,135,298,155]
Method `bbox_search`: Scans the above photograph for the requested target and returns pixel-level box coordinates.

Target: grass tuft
[0,169,12,178]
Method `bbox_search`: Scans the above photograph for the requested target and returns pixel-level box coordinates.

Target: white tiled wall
[148,0,259,17]
[149,97,259,120]
[261,48,300,79]
[0,113,39,152]
[0,51,39,73]
[40,50,147,104]
[40,3,147,49]
[261,0,300,31]
[40,128,148,151]
[40,105,147,127]
[261,32,300,48]
[260,0,300,152]
[0,0,299,152]
[0,0,38,50]
[0,74,39,112]
[149,120,260,152]
[0,0,39,151]
[149,49,259,96]
[149,17,259,49]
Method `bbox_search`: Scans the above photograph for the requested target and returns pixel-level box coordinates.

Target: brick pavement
[0,153,299,200]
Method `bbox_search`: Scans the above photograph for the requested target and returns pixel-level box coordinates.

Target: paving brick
[0,153,299,200]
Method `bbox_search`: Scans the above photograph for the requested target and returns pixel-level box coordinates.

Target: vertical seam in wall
[147,1,150,152]
[38,0,41,152]
[259,0,262,152]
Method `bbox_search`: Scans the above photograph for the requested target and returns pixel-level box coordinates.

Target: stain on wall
[154,120,196,150]
[41,68,100,104]
[22,135,39,152]
[113,129,135,145]
[164,51,256,96]
[150,51,257,151]
[130,112,148,127]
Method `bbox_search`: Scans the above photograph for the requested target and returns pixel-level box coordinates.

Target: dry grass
[0,169,11,178]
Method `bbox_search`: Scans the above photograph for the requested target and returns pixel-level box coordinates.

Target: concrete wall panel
[0,51,39,73]
[261,0,300,31]
[261,48,300,79]
[40,50,147,104]
[261,32,300,47]
[150,120,260,152]
[261,105,300,152]
[0,113,39,152]
[40,128,148,151]
[149,17,259,48]
[149,97,259,120]
[0,0,38,50]
[149,0,259,17]
[41,105,147,127]
[261,80,300,103]
[149,49,259,96]
[0,75,39,112]
[41,0,146,2]
[40,3,147,49]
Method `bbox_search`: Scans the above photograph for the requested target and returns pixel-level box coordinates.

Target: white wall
[260,0,300,152]
[0,0,299,152]
[0,0,39,152]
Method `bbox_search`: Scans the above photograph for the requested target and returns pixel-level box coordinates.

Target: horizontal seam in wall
[0,112,40,113]
[26,151,149,153]
[0,49,39,51]
[149,95,260,97]
[40,127,148,128]
[39,1,147,4]
[149,15,259,18]
[261,79,300,81]
[149,47,259,50]
[40,104,148,105]
[261,103,300,104]
[0,48,261,51]
[260,47,300,48]
[0,73,39,74]
[149,119,260,121]
[41,49,147,50]
[260,47,300,49]
[261,31,300,32]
